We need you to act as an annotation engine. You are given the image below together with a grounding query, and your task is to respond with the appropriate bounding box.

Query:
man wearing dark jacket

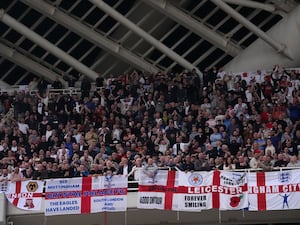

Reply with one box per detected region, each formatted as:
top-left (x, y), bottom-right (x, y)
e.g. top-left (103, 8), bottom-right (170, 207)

top-left (81, 76), bottom-right (91, 100)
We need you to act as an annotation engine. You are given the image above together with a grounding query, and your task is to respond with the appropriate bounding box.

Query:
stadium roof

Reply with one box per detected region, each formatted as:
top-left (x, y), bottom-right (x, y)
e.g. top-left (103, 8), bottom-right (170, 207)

top-left (0, 0), bottom-right (299, 86)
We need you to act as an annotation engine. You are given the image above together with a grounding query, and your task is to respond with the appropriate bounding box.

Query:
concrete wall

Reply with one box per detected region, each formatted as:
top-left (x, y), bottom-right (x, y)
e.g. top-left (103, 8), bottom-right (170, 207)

top-left (4, 192), bottom-right (300, 225)
top-left (0, 193), bottom-right (6, 225)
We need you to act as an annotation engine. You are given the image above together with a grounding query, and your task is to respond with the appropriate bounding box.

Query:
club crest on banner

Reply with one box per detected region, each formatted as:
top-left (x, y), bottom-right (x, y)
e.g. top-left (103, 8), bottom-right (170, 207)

top-left (188, 173), bottom-right (203, 186)
top-left (5, 180), bottom-right (43, 211)
top-left (105, 175), bottom-right (114, 187)
top-left (278, 172), bottom-right (291, 183)
top-left (26, 181), bottom-right (39, 192)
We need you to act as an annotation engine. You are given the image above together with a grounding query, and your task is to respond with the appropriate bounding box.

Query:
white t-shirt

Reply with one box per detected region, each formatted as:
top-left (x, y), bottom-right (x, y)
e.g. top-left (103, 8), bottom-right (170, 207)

top-left (18, 122), bottom-right (29, 135)
top-left (234, 103), bottom-right (248, 117)
top-left (122, 165), bottom-right (129, 176)
top-left (41, 96), bottom-right (49, 107)
top-left (245, 89), bottom-right (253, 103)
top-left (73, 133), bottom-right (82, 144)
top-left (11, 146), bottom-right (18, 152)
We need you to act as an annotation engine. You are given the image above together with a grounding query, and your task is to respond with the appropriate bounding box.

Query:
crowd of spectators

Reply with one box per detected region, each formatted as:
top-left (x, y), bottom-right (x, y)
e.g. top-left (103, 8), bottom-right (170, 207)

top-left (0, 65), bottom-right (300, 189)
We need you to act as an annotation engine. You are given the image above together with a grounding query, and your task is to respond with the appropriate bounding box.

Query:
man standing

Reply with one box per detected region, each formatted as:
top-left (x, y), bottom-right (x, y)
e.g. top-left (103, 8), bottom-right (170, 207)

top-left (81, 75), bottom-right (91, 100)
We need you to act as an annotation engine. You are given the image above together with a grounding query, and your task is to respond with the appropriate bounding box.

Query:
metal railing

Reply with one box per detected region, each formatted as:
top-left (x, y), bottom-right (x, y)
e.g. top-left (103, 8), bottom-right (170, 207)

top-left (1, 166), bottom-right (300, 194)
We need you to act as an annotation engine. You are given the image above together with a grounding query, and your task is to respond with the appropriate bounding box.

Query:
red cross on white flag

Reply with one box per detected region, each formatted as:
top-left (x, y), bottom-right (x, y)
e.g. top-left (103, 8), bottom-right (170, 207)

top-left (6, 180), bottom-right (44, 210)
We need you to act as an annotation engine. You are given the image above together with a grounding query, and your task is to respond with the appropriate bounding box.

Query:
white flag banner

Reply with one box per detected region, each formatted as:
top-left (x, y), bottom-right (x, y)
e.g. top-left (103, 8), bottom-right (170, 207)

top-left (138, 170), bottom-right (248, 211)
top-left (5, 180), bottom-right (44, 211)
top-left (173, 170), bottom-right (214, 211)
top-left (218, 171), bottom-right (248, 210)
top-left (248, 169), bottom-right (300, 211)
top-left (137, 170), bottom-right (172, 210)
top-left (45, 175), bottom-right (127, 216)
top-left (174, 170), bottom-right (248, 211)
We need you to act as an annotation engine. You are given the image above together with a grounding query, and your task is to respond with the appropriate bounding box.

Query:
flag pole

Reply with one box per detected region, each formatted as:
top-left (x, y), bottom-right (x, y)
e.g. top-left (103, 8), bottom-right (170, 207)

top-left (177, 210), bottom-right (180, 221)
top-left (218, 209), bottom-right (222, 224)
top-left (43, 216), bottom-right (47, 225)
top-left (43, 180), bottom-right (47, 225)
top-left (125, 210), bottom-right (127, 225)
top-left (104, 211), bottom-right (108, 225)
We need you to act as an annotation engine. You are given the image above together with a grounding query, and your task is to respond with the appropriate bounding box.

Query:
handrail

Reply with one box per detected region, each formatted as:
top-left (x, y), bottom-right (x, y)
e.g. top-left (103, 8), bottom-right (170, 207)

top-left (127, 166), bottom-right (171, 178)
top-left (127, 166), bottom-right (171, 191)
top-left (0, 167), bottom-right (171, 193)
top-left (174, 166), bottom-right (300, 172)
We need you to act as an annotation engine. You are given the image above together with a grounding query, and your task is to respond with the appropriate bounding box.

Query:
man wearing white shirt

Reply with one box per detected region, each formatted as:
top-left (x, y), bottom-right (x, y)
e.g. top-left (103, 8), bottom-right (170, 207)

top-left (18, 117), bottom-right (29, 136)
top-left (249, 150), bottom-right (261, 169)
top-left (9, 140), bottom-right (18, 153)
top-left (154, 134), bottom-right (170, 155)
top-left (72, 129), bottom-right (82, 144)
top-left (216, 69), bottom-right (226, 80)
top-left (129, 157), bottom-right (144, 181)
top-left (119, 96), bottom-right (133, 115)
top-left (245, 85), bottom-right (254, 103)
top-left (57, 142), bottom-right (70, 163)
top-left (233, 97), bottom-right (248, 118)
top-left (45, 124), bottom-right (53, 142)
top-left (290, 71), bottom-right (300, 90)
top-left (172, 136), bottom-right (190, 156)
top-left (254, 70), bottom-right (266, 84)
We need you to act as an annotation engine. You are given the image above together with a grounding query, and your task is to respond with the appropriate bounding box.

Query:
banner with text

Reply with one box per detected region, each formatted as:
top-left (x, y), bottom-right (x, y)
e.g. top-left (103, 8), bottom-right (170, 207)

top-left (138, 170), bottom-right (248, 211)
top-left (174, 171), bottom-right (214, 211)
top-left (44, 175), bottom-right (127, 216)
top-left (138, 170), bottom-right (173, 210)
top-left (248, 169), bottom-right (300, 211)
top-left (175, 170), bottom-right (248, 211)
top-left (5, 180), bottom-right (44, 211)
top-left (218, 170), bottom-right (248, 210)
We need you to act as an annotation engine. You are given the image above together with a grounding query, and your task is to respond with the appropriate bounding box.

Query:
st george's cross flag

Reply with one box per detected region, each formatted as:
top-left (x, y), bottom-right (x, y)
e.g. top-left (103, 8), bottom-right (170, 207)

top-left (137, 170), bottom-right (175, 210)
top-left (137, 170), bottom-right (248, 211)
top-left (173, 170), bottom-right (214, 211)
top-left (5, 180), bottom-right (44, 210)
top-left (137, 170), bottom-right (217, 211)
top-left (175, 170), bottom-right (248, 211)
top-left (217, 170), bottom-right (248, 210)
top-left (44, 175), bottom-right (127, 216)
top-left (248, 169), bottom-right (300, 211)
